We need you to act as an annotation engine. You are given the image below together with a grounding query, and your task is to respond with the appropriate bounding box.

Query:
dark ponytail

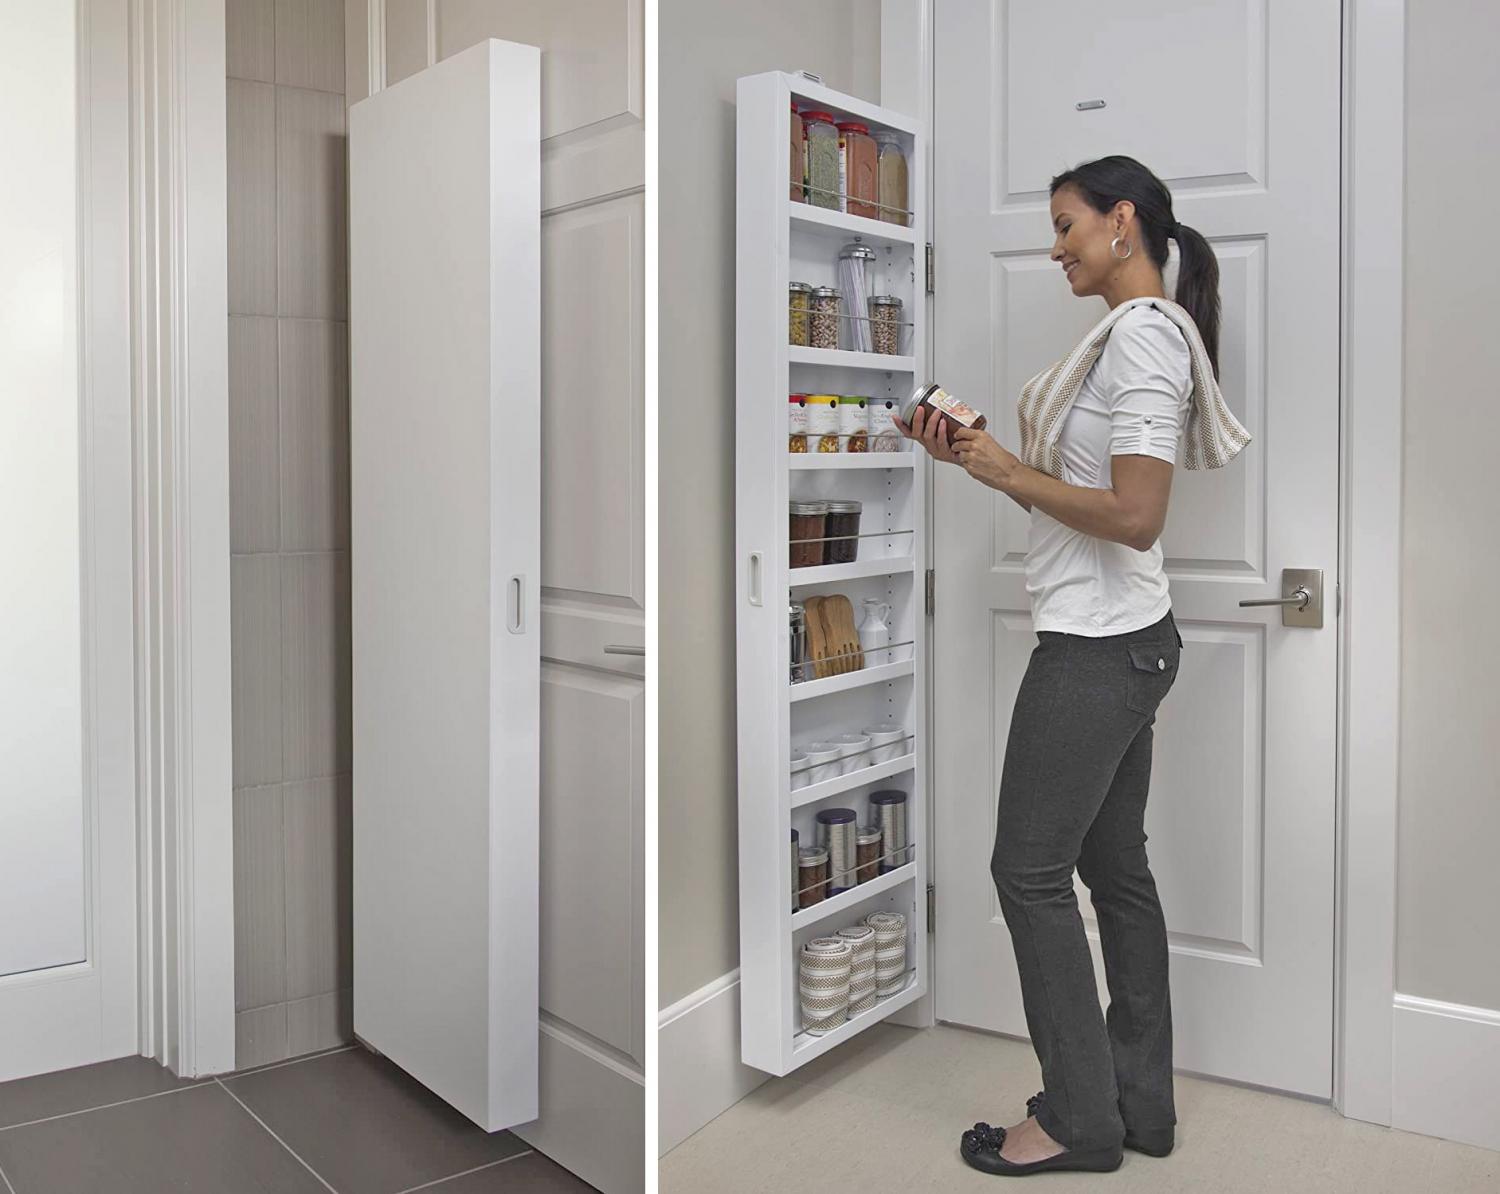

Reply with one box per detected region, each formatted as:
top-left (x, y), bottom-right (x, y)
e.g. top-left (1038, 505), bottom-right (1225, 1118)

top-left (1050, 155), bottom-right (1221, 378)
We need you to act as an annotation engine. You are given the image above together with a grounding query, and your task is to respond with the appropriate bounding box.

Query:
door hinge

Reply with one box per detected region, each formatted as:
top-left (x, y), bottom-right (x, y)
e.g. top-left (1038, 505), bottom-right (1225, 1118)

top-left (927, 883), bottom-right (936, 934)
top-left (925, 568), bottom-right (935, 617)
top-left (925, 242), bottom-right (935, 294)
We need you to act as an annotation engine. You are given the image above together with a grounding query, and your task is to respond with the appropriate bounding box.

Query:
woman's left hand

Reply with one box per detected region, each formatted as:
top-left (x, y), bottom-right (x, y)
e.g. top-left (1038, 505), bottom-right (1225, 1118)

top-left (950, 428), bottom-right (1021, 492)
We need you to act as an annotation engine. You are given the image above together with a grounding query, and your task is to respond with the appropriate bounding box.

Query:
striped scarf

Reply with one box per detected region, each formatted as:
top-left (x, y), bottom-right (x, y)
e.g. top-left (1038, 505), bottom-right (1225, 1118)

top-left (1016, 297), bottom-right (1252, 479)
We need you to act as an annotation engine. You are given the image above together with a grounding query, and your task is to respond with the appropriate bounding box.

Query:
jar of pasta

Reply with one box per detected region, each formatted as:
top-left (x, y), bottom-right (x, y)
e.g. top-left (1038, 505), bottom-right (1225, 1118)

top-left (788, 281), bottom-right (812, 346)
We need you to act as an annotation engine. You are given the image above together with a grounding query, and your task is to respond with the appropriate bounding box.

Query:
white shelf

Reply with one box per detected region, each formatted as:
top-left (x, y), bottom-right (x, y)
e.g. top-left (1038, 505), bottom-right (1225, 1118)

top-left (788, 452), bottom-right (914, 470)
top-left (789, 658), bottom-right (914, 703)
top-left (790, 203), bottom-right (917, 246)
top-left (789, 346), bottom-right (916, 372)
top-left (791, 754), bottom-right (916, 810)
top-left (790, 971), bottom-right (923, 1065)
top-left (789, 556), bottom-right (916, 587)
top-left (791, 863), bottom-right (916, 932)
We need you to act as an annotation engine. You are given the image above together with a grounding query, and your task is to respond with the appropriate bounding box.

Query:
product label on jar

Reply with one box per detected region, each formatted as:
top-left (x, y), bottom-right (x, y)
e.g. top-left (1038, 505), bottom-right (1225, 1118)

top-left (926, 386), bottom-right (983, 428)
top-left (838, 398), bottom-right (868, 453)
top-left (806, 396), bottom-right (841, 453)
top-left (869, 399), bottom-right (904, 451)
top-left (788, 397), bottom-right (809, 452)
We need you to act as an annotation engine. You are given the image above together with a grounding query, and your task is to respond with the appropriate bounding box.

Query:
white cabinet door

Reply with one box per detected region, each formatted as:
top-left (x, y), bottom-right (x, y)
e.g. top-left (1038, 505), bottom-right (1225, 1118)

top-left (931, 0), bottom-right (1341, 1097)
top-left (349, 40), bottom-right (542, 1133)
top-left (0, 0), bottom-right (137, 1081)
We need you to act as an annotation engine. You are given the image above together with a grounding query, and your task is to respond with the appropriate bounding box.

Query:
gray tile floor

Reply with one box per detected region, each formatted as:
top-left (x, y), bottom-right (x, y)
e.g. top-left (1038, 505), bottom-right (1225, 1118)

top-left (663, 1023), bottom-right (1500, 1193)
top-left (0, 1046), bottom-right (595, 1194)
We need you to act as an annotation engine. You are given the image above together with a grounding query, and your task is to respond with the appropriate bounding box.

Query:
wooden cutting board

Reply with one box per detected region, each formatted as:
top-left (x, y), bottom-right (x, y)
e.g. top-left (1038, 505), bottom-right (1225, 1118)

top-left (817, 594), bottom-right (863, 675)
top-left (803, 595), bottom-right (831, 680)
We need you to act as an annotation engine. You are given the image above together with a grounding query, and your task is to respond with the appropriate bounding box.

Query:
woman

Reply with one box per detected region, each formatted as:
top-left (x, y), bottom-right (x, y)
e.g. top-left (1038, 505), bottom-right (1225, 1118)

top-left (898, 156), bottom-right (1250, 1178)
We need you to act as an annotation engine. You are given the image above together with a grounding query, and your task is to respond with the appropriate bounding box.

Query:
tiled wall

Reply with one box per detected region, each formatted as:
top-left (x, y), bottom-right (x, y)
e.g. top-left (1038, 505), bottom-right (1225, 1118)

top-left (226, 0), bottom-right (352, 1069)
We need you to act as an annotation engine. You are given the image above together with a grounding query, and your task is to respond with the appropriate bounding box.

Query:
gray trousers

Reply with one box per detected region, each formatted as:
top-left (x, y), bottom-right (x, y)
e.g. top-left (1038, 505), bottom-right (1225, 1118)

top-left (990, 610), bottom-right (1181, 1152)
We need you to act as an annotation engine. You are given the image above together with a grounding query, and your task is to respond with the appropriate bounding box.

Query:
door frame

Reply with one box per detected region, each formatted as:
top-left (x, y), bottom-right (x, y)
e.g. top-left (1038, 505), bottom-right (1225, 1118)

top-left (127, 0), bottom-right (237, 1078)
top-left (884, 0), bottom-right (1404, 1129)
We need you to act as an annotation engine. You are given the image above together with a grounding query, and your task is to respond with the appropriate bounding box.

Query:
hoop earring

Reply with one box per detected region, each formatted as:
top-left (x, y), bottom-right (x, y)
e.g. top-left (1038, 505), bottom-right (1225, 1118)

top-left (1110, 235), bottom-right (1133, 260)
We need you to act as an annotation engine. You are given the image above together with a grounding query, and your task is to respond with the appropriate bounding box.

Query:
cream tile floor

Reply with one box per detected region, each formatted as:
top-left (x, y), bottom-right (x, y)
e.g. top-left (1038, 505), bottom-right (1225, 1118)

top-left (661, 1024), bottom-right (1500, 1193)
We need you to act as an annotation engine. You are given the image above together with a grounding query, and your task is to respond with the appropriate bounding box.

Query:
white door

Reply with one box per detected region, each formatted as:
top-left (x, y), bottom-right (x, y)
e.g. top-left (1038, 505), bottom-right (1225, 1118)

top-left (358, 4), bottom-right (645, 1190)
top-left (931, 0), bottom-right (1341, 1097)
top-left (0, 0), bottom-right (138, 1081)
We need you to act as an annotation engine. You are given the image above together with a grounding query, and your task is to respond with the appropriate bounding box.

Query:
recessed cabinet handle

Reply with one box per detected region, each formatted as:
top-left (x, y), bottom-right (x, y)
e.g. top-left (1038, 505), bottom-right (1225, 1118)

top-left (748, 552), bottom-right (763, 607)
top-left (507, 575), bottom-right (525, 635)
top-left (603, 644), bottom-right (645, 657)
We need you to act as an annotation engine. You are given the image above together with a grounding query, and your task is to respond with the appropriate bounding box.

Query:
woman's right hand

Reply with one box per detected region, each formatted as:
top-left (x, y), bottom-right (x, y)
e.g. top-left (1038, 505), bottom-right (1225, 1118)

top-left (893, 405), bottom-right (962, 465)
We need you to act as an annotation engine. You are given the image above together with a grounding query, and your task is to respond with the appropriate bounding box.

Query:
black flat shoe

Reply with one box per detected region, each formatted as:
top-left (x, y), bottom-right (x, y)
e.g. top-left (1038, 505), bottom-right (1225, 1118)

top-left (959, 1122), bottom-right (1124, 1177)
top-left (1123, 1125), bottom-right (1174, 1157)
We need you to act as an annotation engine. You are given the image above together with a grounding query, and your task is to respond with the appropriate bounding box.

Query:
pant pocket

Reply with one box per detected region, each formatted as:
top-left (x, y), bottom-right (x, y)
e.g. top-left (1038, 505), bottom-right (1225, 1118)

top-left (1125, 640), bottom-right (1178, 716)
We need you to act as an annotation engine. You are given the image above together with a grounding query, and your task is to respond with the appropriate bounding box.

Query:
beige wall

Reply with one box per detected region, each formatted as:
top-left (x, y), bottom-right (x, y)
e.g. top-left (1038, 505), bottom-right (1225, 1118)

top-left (227, 0), bottom-right (354, 1067)
top-left (659, 0), bottom-right (882, 1007)
top-left (1395, 0), bottom-right (1500, 1012)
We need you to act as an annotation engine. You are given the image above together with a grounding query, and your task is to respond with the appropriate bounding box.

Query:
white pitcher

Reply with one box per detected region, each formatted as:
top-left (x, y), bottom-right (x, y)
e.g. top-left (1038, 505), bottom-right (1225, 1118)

top-left (858, 598), bottom-right (892, 660)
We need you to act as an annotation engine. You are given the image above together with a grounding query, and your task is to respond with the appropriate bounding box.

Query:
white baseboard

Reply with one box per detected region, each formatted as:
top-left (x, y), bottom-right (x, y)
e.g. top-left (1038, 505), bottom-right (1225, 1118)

top-left (658, 971), bottom-right (769, 1155)
top-left (1392, 992), bottom-right (1500, 1153)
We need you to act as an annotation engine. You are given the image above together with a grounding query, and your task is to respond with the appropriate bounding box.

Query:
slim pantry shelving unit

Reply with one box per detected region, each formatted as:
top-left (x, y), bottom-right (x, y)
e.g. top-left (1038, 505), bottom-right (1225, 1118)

top-left (735, 72), bottom-right (928, 1076)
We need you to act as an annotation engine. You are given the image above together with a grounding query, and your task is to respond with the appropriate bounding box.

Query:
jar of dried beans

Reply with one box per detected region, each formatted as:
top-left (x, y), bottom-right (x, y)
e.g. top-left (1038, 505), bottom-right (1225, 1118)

top-left (869, 295), bottom-right (902, 356)
top-left (789, 500), bottom-right (828, 568)
top-left (838, 395), bottom-right (869, 453)
top-left (788, 281), bottom-right (812, 346)
top-left (810, 286), bottom-right (841, 350)
top-left (802, 110), bottom-right (840, 210)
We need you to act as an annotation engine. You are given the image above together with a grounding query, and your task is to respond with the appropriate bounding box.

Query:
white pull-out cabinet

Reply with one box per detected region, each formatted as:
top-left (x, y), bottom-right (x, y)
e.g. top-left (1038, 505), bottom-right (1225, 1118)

top-left (736, 72), bottom-right (929, 1076)
top-left (350, 39), bottom-right (541, 1132)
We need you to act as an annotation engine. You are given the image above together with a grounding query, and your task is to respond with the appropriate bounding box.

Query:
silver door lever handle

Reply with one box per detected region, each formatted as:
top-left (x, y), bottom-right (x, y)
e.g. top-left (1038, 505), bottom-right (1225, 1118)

top-left (603, 644), bottom-right (645, 656)
top-left (1239, 587), bottom-right (1311, 610)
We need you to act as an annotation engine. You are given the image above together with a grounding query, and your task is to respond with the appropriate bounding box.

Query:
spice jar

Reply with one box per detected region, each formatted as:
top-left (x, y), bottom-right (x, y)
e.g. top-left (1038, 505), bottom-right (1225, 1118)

top-left (824, 499), bottom-right (862, 565)
top-left (802, 110), bottom-right (840, 210)
top-left (788, 282), bottom-right (812, 347)
top-left (838, 121), bottom-right (879, 218)
top-left (838, 396), bottom-right (869, 453)
top-left (870, 295), bottom-right (903, 356)
top-left (856, 826), bottom-right (882, 885)
top-left (837, 242), bottom-right (876, 353)
top-left (816, 807), bottom-right (859, 893)
top-left (902, 382), bottom-right (989, 441)
top-left (875, 132), bottom-right (909, 226)
top-left (788, 393), bottom-right (809, 453)
top-left (810, 287), bottom-right (841, 350)
top-left (805, 393), bottom-right (840, 453)
top-left (789, 500), bottom-right (828, 568)
top-left (797, 846), bottom-right (829, 908)
top-left (789, 102), bottom-right (805, 203)
top-left (868, 398), bottom-right (904, 452)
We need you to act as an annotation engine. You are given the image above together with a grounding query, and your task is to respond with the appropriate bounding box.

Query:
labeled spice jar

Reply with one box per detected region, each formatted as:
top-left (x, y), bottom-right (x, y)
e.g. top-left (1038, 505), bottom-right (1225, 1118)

top-left (803, 110), bottom-right (840, 210)
top-left (797, 846), bottom-right (829, 908)
top-left (810, 286), bottom-right (841, 350)
top-left (870, 789), bottom-right (910, 871)
top-left (805, 393), bottom-right (841, 453)
top-left (838, 396), bottom-right (869, 453)
top-left (789, 101), bottom-right (805, 202)
top-left (788, 393), bottom-right (809, 453)
top-left (788, 282), bottom-right (812, 347)
top-left (875, 132), bottom-right (909, 226)
top-left (868, 398), bottom-right (904, 452)
top-left (824, 499), bottom-right (862, 565)
top-left (816, 807), bottom-right (859, 893)
top-left (902, 382), bottom-right (988, 441)
top-left (789, 500), bottom-right (828, 568)
top-left (838, 121), bottom-right (879, 218)
top-left (855, 826), bottom-right (882, 885)
top-left (837, 242), bottom-right (876, 353)
top-left (870, 295), bottom-right (903, 356)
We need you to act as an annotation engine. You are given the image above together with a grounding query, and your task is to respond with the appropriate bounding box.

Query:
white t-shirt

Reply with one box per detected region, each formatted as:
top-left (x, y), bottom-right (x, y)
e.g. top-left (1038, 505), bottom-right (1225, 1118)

top-left (1025, 304), bottom-right (1192, 636)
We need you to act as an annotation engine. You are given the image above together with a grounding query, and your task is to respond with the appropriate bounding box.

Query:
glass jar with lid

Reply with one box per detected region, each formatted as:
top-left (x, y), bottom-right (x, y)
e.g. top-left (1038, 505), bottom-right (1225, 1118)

top-left (824, 499), bottom-right (862, 564)
top-left (838, 241), bottom-right (876, 353)
top-left (875, 132), bottom-right (909, 226)
top-left (838, 121), bottom-right (879, 218)
top-left (810, 286), bottom-right (841, 350)
top-left (802, 110), bottom-right (840, 210)
top-left (869, 294), bottom-right (903, 355)
top-left (789, 500), bottom-right (829, 568)
top-left (789, 101), bottom-right (805, 202)
top-left (788, 281), bottom-right (812, 346)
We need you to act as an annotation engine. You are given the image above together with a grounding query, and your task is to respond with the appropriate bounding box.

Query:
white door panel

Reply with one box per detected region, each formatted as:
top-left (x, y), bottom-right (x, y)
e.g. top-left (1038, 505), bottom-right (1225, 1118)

top-left (933, 0), bottom-right (1340, 1097)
